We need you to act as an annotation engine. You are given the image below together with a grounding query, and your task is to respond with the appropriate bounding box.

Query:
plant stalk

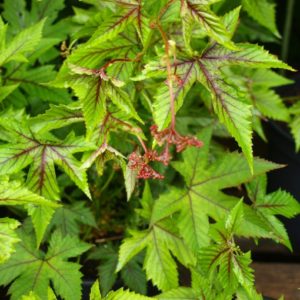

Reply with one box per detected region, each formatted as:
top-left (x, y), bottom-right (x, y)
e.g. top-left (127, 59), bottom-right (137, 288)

top-left (281, 0), bottom-right (295, 64)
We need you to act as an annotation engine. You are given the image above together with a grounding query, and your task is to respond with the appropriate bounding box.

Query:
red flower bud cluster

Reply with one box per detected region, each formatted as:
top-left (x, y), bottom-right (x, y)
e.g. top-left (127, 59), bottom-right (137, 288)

top-left (128, 125), bottom-right (203, 180)
top-left (128, 151), bottom-right (164, 180)
top-left (150, 125), bottom-right (203, 152)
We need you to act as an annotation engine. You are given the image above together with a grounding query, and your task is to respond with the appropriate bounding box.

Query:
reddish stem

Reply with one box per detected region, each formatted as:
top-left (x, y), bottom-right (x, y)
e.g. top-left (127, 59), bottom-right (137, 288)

top-left (156, 22), bottom-right (176, 130)
top-left (137, 136), bottom-right (148, 153)
top-left (102, 58), bottom-right (134, 70)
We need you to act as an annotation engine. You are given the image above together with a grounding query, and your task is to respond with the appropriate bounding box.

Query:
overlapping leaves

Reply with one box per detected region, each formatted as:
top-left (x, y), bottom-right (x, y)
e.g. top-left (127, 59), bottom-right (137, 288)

top-left (0, 116), bottom-right (93, 244)
top-left (151, 128), bottom-right (281, 250)
top-left (117, 128), bottom-right (282, 295)
top-left (137, 7), bottom-right (292, 169)
top-left (117, 185), bottom-right (196, 291)
top-left (245, 175), bottom-right (300, 249)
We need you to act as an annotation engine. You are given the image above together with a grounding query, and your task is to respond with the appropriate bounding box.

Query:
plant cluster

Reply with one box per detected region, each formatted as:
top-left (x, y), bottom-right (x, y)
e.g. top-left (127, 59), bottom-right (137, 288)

top-left (0, 0), bottom-right (299, 299)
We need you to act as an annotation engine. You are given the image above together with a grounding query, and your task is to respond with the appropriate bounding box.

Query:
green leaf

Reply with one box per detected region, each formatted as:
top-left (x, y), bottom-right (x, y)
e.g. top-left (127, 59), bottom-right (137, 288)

top-left (50, 202), bottom-right (96, 236)
top-left (117, 230), bottom-right (150, 272)
top-left (244, 175), bottom-right (300, 248)
top-left (118, 219), bottom-right (195, 291)
top-left (28, 206), bottom-right (56, 247)
top-left (105, 288), bottom-right (150, 300)
top-left (88, 5), bottom-right (139, 46)
top-left (197, 43), bottom-right (293, 168)
top-left (125, 165), bottom-right (137, 201)
top-left (0, 230), bottom-right (91, 300)
top-left (151, 129), bottom-right (280, 251)
top-left (90, 280), bottom-right (102, 300)
top-left (0, 19), bottom-right (45, 66)
top-left (182, 0), bottom-right (237, 50)
top-left (121, 258), bottom-right (147, 295)
top-left (0, 179), bottom-right (58, 208)
top-left (2, 0), bottom-right (27, 34)
top-left (153, 63), bottom-right (197, 129)
top-left (156, 287), bottom-right (199, 299)
top-left (225, 200), bottom-right (244, 233)
top-left (89, 245), bottom-right (119, 296)
top-left (66, 65), bottom-right (141, 135)
top-left (30, 0), bottom-right (65, 26)
top-left (0, 218), bottom-right (20, 264)
top-left (6, 65), bottom-right (72, 104)
top-left (199, 245), bottom-right (254, 290)
top-left (0, 125), bottom-right (92, 200)
top-left (290, 115), bottom-right (300, 151)
top-left (0, 84), bottom-right (19, 103)
top-left (30, 103), bottom-right (83, 133)
top-left (242, 0), bottom-right (280, 37)
top-left (201, 43), bottom-right (293, 70)
top-left (231, 69), bottom-right (290, 120)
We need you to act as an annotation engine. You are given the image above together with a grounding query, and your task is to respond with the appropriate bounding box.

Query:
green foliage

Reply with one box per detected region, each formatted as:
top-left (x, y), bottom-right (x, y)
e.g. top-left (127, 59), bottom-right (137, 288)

top-left (0, 0), bottom-right (299, 299)
top-left (89, 244), bottom-right (147, 295)
top-left (0, 218), bottom-right (20, 264)
top-left (242, 0), bottom-right (280, 37)
top-left (0, 230), bottom-right (91, 300)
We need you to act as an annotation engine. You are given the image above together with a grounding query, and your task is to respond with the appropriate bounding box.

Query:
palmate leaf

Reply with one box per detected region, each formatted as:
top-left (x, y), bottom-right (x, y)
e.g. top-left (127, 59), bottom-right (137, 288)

top-left (117, 219), bottom-right (196, 291)
top-left (198, 43), bottom-right (292, 168)
top-left (0, 230), bottom-right (91, 300)
top-left (139, 8), bottom-right (291, 168)
top-left (0, 119), bottom-right (93, 244)
top-left (0, 122), bottom-right (92, 200)
top-left (0, 177), bottom-right (59, 248)
top-left (151, 128), bottom-right (280, 253)
top-left (245, 175), bottom-right (300, 249)
top-left (0, 218), bottom-right (20, 264)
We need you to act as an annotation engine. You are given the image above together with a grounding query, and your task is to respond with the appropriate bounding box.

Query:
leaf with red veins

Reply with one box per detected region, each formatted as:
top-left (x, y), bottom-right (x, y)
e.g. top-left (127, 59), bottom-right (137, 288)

top-left (153, 60), bottom-right (198, 129)
top-left (88, 4), bottom-right (140, 46)
top-left (0, 131), bottom-right (92, 201)
top-left (182, 0), bottom-right (237, 50)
